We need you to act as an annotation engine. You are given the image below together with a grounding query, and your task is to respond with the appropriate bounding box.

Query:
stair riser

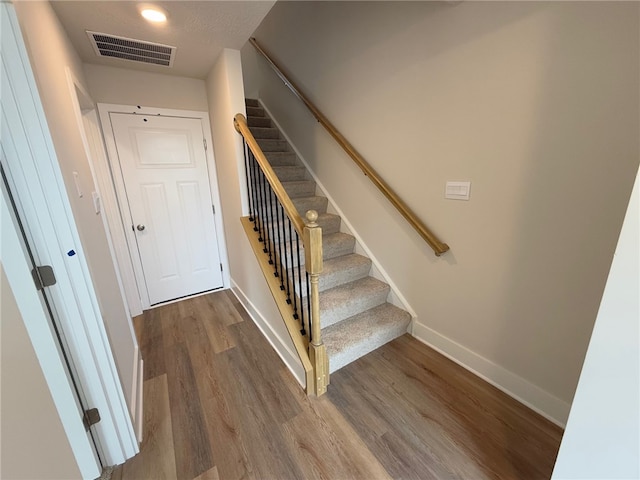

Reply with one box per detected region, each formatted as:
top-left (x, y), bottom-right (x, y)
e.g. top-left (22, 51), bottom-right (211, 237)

top-left (249, 127), bottom-right (280, 139)
top-left (247, 117), bottom-right (271, 128)
top-left (328, 321), bottom-right (409, 373)
top-left (252, 196), bottom-right (328, 219)
top-left (273, 166), bottom-right (308, 182)
top-left (264, 152), bottom-right (298, 166)
top-left (245, 99), bottom-right (260, 108)
top-left (293, 196), bottom-right (328, 216)
top-left (257, 139), bottom-right (289, 152)
top-left (277, 235), bottom-right (356, 268)
top-left (256, 180), bottom-right (315, 199)
top-left (319, 284), bottom-right (389, 329)
top-left (295, 259), bottom-right (371, 300)
top-left (262, 216), bottom-right (341, 245)
top-left (246, 106), bottom-right (264, 117)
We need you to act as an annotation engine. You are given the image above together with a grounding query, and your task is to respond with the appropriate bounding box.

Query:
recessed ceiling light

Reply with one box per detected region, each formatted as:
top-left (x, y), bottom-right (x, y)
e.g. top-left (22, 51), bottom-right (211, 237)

top-left (140, 7), bottom-right (167, 24)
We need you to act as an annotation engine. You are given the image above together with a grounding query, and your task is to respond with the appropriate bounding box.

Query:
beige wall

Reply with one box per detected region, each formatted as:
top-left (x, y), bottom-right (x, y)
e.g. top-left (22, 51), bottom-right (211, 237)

top-left (1, 267), bottom-right (82, 480)
top-left (14, 1), bottom-right (137, 411)
top-left (245, 1), bottom-right (639, 421)
top-left (84, 64), bottom-right (209, 111)
top-left (206, 49), bottom-right (305, 383)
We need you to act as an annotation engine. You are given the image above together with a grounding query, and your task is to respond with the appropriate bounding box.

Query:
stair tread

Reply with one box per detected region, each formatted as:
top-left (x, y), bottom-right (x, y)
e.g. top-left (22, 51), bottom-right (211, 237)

top-left (281, 180), bottom-right (316, 198)
top-left (295, 253), bottom-right (371, 295)
top-left (267, 213), bottom-right (341, 241)
top-left (292, 195), bottom-right (328, 215)
top-left (249, 126), bottom-right (280, 139)
top-left (323, 303), bottom-right (411, 373)
top-left (319, 276), bottom-right (389, 328)
top-left (273, 166), bottom-right (308, 181)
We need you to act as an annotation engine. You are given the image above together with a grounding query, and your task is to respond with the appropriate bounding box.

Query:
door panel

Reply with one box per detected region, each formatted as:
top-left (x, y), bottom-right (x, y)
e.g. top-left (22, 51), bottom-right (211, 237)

top-left (110, 113), bottom-right (223, 305)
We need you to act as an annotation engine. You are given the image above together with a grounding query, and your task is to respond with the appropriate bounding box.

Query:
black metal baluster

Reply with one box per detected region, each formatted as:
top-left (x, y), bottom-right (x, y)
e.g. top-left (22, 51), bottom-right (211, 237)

top-left (274, 202), bottom-right (286, 290)
top-left (250, 153), bottom-right (260, 232)
top-left (244, 142), bottom-right (255, 222)
top-left (259, 169), bottom-right (270, 258)
top-left (279, 204), bottom-right (291, 298)
top-left (267, 185), bottom-right (277, 270)
top-left (296, 232), bottom-right (306, 336)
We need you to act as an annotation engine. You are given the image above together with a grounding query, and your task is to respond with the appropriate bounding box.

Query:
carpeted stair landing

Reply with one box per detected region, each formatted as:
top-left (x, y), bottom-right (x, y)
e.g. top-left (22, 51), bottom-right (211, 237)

top-left (245, 99), bottom-right (411, 373)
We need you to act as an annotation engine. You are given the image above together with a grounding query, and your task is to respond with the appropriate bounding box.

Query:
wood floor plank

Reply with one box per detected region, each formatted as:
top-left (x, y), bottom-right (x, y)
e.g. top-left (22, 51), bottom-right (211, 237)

top-left (185, 300), bottom-right (256, 480)
top-left (193, 466), bottom-right (220, 480)
top-left (120, 374), bottom-right (177, 480)
top-left (162, 306), bottom-right (214, 480)
top-left (138, 307), bottom-right (166, 380)
top-left (117, 290), bottom-right (562, 480)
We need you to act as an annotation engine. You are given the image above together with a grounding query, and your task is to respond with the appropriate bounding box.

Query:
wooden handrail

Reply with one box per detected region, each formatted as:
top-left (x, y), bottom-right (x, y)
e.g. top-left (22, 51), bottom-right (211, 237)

top-left (249, 37), bottom-right (450, 256)
top-left (234, 113), bottom-right (306, 237)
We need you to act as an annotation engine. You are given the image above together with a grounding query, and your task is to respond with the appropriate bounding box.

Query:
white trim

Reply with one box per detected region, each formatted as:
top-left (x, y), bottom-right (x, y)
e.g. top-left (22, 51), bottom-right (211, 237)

top-left (230, 280), bottom-right (305, 387)
top-left (1, 187), bottom-right (101, 480)
top-left (1, 3), bottom-right (138, 468)
top-left (412, 321), bottom-right (570, 427)
top-left (258, 100), bottom-right (417, 320)
top-left (135, 357), bottom-right (144, 443)
top-left (97, 103), bottom-right (230, 311)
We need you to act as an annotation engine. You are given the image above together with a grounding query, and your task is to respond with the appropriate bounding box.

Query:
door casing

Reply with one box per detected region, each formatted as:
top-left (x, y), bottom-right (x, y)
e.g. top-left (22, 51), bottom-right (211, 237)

top-left (97, 104), bottom-right (230, 314)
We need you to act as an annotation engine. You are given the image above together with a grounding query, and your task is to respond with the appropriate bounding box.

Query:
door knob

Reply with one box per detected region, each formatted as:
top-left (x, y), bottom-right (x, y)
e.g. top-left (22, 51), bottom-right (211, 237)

top-left (136, 224), bottom-right (145, 231)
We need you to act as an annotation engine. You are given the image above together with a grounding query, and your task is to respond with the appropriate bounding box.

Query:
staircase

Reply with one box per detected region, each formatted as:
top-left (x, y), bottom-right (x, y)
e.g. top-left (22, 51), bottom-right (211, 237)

top-left (245, 99), bottom-right (411, 373)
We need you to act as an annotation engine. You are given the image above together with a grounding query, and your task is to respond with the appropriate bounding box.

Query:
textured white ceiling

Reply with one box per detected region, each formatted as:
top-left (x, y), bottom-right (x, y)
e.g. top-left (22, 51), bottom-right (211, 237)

top-left (51, 1), bottom-right (275, 79)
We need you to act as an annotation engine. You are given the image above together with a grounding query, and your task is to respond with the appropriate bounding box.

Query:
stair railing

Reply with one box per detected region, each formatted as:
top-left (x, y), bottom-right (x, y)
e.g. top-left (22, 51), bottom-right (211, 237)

top-left (234, 113), bottom-right (329, 396)
top-left (249, 37), bottom-right (449, 256)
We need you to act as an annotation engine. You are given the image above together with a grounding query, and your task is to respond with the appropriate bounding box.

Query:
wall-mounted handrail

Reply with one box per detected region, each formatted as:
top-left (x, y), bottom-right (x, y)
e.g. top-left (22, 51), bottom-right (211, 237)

top-left (249, 37), bottom-right (450, 256)
top-left (234, 113), bottom-right (305, 237)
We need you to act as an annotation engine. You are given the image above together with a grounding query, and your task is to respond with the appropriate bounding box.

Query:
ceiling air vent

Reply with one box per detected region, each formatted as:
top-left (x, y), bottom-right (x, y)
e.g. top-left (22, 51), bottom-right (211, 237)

top-left (87, 31), bottom-right (176, 67)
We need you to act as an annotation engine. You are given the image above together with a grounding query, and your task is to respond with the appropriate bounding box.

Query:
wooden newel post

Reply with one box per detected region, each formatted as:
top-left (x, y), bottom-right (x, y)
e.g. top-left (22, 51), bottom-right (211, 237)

top-left (304, 210), bottom-right (329, 395)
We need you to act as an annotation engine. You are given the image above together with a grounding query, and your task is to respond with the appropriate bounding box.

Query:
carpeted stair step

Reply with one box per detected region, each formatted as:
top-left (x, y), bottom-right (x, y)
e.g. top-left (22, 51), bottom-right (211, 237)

top-left (318, 276), bottom-right (390, 329)
top-left (247, 116), bottom-right (271, 128)
top-left (246, 106), bottom-right (264, 117)
top-left (264, 152), bottom-right (298, 166)
top-left (292, 196), bottom-right (328, 216)
top-left (257, 179), bottom-right (315, 198)
top-left (245, 98), bottom-right (260, 107)
top-left (281, 232), bottom-right (355, 268)
top-left (257, 139), bottom-right (289, 152)
top-left (294, 254), bottom-right (372, 297)
top-left (282, 180), bottom-right (316, 198)
top-left (273, 166), bottom-right (308, 182)
top-left (267, 213), bottom-right (341, 244)
top-left (249, 126), bottom-right (280, 139)
top-left (323, 303), bottom-right (411, 373)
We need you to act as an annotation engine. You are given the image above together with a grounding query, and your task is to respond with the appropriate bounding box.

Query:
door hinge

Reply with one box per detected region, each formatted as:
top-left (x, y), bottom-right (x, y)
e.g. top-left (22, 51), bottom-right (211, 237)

top-left (220, 263), bottom-right (223, 272)
top-left (31, 265), bottom-right (57, 290)
top-left (203, 138), bottom-right (207, 151)
top-left (82, 408), bottom-right (101, 431)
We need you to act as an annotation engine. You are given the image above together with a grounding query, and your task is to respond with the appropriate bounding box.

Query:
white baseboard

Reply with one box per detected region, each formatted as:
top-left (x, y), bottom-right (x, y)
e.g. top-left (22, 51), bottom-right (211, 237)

top-left (412, 321), bottom-right (570, 427)
top-left (130, 346), bottom-right (144, 445)
top-left (230, 280), bottom-right (305, 387)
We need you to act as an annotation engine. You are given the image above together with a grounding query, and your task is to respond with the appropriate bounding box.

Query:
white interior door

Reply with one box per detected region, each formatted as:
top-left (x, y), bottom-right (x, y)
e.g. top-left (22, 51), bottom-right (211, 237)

top-left (110, 113), bottom-right (223, 305)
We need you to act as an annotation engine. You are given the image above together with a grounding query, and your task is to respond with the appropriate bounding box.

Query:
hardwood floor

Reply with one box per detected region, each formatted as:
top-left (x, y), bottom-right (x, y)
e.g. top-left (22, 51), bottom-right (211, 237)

top-left (113, 290), bottom-right (562, 480)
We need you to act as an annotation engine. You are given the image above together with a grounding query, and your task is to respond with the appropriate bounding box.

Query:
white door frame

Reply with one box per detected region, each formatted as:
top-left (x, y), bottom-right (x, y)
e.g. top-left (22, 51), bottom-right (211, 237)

top-left (66, 71), bottom-right (144, 443)
top-left (97, 104), bottom-right (230, 313)
top-left (1, 2), bottom-right (138, 470)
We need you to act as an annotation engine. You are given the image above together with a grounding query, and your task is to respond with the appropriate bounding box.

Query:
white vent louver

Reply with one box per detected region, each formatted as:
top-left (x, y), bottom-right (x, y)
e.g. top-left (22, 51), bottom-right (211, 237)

top-left (87, 31), bottom-right (176, 67)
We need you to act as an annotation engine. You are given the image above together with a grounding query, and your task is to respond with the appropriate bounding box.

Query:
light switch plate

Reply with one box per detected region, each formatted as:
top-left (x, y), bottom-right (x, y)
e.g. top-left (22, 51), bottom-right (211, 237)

top-left (92, 191), bottom-right (101, 214)
top-left (445, 181), bottom-right (471, 200)
top-left (72, 171), bottom-right (83, 197)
